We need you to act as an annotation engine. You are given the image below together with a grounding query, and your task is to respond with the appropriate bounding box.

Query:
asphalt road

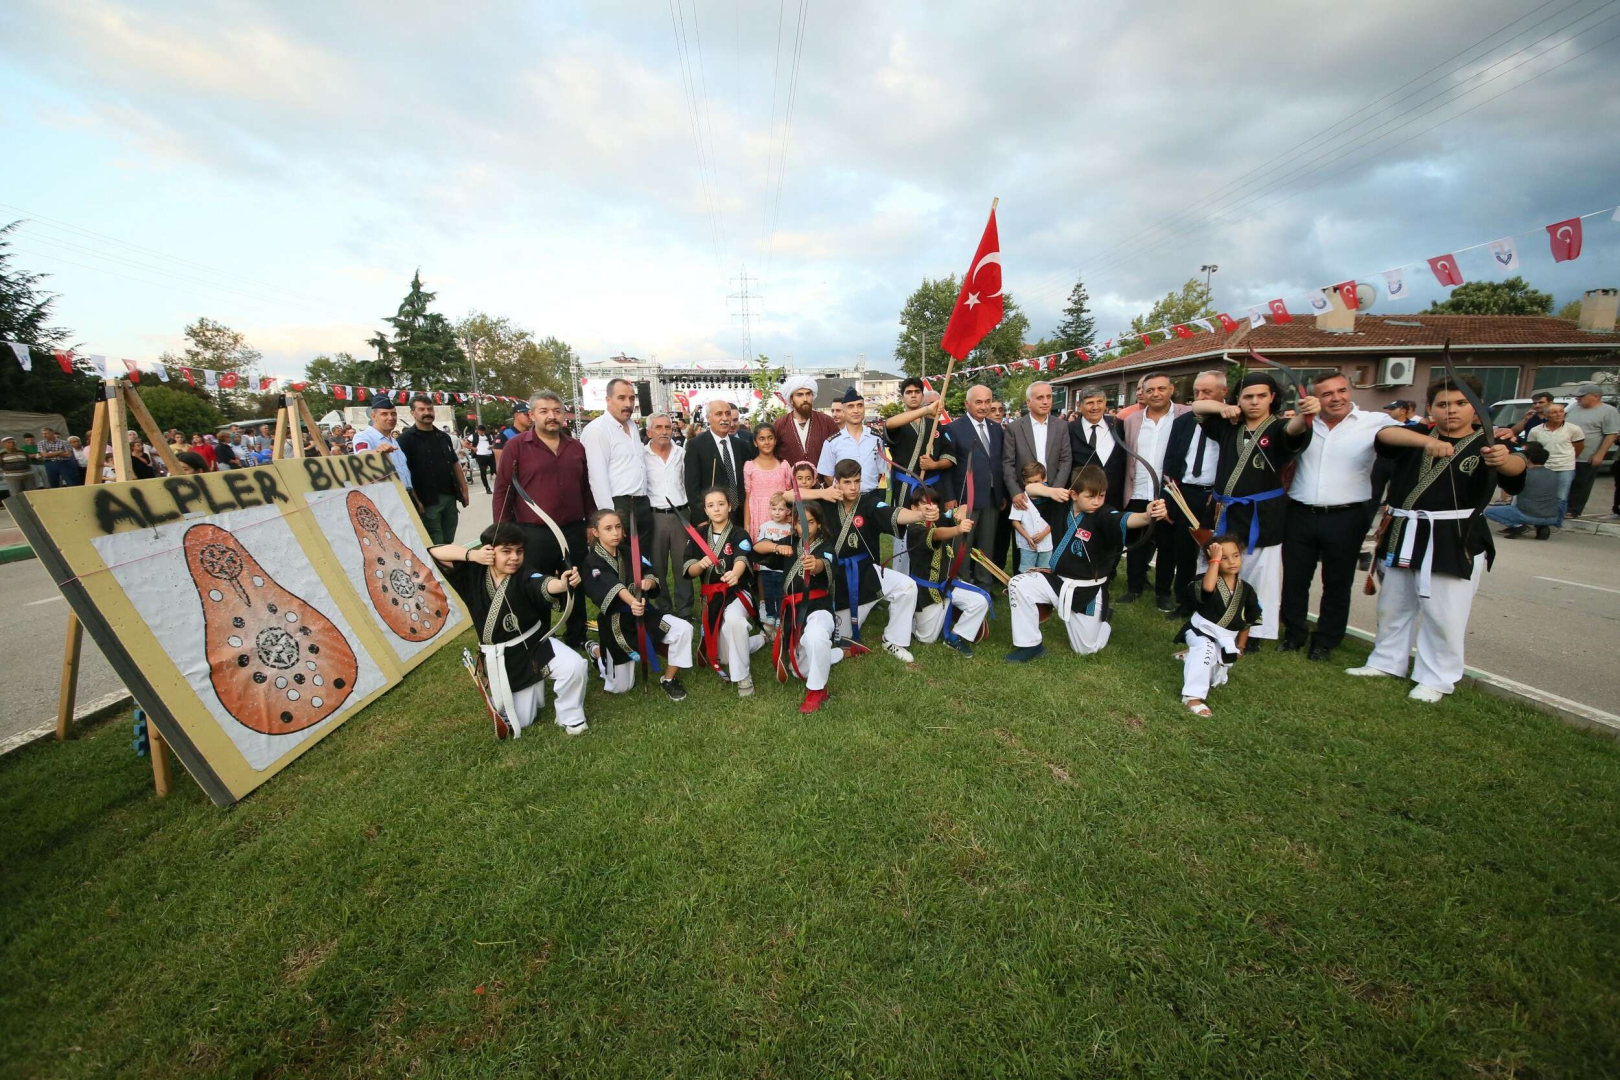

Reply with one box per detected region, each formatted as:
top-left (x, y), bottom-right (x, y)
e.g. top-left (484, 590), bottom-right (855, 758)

top-left (0, 557), bottom-right (127, 747)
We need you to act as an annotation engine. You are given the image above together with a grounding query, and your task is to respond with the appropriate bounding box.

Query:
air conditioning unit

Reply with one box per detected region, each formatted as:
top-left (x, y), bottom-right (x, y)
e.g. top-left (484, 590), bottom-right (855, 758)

top-left (1379, 356), bottom-right (1416, 387)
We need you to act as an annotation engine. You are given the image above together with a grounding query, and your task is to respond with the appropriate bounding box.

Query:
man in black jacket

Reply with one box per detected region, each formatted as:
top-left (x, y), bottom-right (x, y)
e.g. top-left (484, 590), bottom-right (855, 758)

top-left (1160, 370), bottom-right (1228, 616)
top-left (945, 383), bottom-right (1006, 588)
top-left (1067, 383), bottom-right (1127, 509)
top-left (683, 397), bottom-right (756, 528)
top-left (398, 394), bottom-right (469, 544)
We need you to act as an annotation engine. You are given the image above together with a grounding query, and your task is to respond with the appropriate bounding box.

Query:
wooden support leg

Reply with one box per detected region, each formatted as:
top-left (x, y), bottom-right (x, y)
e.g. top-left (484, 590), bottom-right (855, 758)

top-left (148, 723), bottom-right (173, 797)
top-left (57, 614), bottom-right (83, 741)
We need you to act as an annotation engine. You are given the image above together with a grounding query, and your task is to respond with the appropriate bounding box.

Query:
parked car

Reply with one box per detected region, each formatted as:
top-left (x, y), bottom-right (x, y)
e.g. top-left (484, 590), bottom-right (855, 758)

top-left (1491, 383), bottom-right (1618, 472)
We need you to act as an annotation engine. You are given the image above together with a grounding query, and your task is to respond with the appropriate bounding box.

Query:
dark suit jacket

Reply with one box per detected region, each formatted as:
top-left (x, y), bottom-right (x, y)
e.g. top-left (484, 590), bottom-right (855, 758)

top-left (1162, 410), bottom-right (1218, 527)
top-left (945, 414), bottom-right (1006, 510)
top-left (683, 429), bottom-right (756, 524)
top-left (1069, 414), bottom-right (1127, 509)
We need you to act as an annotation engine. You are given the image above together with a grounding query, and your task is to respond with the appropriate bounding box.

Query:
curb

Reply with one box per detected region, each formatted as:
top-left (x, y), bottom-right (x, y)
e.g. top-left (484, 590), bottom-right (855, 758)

top-left (0, 690), bottom-right (133, 757)
top-left (0, 543), bottom-right (36, 564)
top-left (1560, 516), bottom-right (1620, 539)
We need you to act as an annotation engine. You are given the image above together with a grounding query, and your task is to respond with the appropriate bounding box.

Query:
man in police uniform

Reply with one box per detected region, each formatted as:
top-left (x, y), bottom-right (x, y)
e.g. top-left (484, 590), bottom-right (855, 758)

top-left (352, 393), bottom-right (417, 511)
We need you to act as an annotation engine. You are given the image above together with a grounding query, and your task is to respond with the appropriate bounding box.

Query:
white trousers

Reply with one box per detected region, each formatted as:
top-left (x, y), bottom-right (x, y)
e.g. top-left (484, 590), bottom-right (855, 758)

top-left (1179, 631), bottom-right (1230, 701)
top-left (1365, 555), bottom-right (1483, 695)
top-left (716, 597), bottom-right (766, 683)
top-left (793, 609), bottom-right (844, 691)
top-left (1204, 543), bottom-right (1283, 640)
top-left (503, 644), bottom-right (589, 733)
top-left (912, 586), bottom-right (990, 645)
top-left (834, 566), bottom-right (917, 647)
top-left (1007, 572), bottom-right (1111, 654)
top-left (602, 615), bottom-right (696, 694)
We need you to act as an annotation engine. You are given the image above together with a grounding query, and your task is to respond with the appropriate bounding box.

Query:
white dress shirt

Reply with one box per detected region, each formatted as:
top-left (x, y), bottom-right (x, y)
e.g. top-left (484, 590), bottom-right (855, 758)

top-left (817, 427), bottom-right (888, 491)
top-left (644, 442), bottom-right (688, 508)
top-left (1289, 406), bottom-right (1395, 505)
top-left (971, 417), bottom-right (993, 453)
top-left (1029, 417), bottom-right (1050, 469)
top-left (1078, 418), bottom-right (1115, 466)
top-left (581, 413), bottom-right (648, 507)
top-left (1129, 411), bottom-right (1173, 501)
top-left (1185, 422), bottom-right (1218, 486)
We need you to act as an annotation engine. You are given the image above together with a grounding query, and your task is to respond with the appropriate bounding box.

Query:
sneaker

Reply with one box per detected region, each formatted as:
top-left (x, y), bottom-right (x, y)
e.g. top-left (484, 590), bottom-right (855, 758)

top-left (1308, 645), bottom-right (1333, 663)
top-left (1534, 526), bottom-right (1551, 540)
top-left (660, 677), bottom-right (688, 702)
top-left (882, 641), bottom-right (915, 663)
top-left (945, 635), bottom-right (974, 658)
top-left (584, 640), bottom-right (602, 663)
top-left (1155, 594), bottom-right (1175, 613)
top-left (1408, 684), bottom-right (1444, 704)
top-left (799, 688), bottom-right (827, 714)
top-left (1499, 525), bottom-right (1527, 539)
top-left (1242, 639), bottom-right (1263, 655)
top-left (1117, 591), bottom-right (1142, 604)
top-left (1276, 639), bottom-right (1306, 653)
top-left (1004, 644), bottom-right (1046, 663)
top-left (563, 721), bottom-right (589, 736)
top-left (1344, 665), bottom-right (1392, 678)
top-left (736, 677), bottom-right (755, 698)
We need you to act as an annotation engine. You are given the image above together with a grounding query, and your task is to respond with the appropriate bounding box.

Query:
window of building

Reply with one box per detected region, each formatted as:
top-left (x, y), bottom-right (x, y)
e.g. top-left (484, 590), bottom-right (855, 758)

top-left (1453, 366), bottom-right (1521, 405)
top-left (1533, 364), bottom-right (1611, 391)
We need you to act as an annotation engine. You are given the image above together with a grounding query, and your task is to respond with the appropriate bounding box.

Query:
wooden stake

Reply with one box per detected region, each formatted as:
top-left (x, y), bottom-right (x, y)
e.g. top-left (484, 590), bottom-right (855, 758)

top-left (56, 389), bottom-right (110, 740)
top-left (295, 396), bottom-right (331, 456)
top-left (126, 383), bottom-right (185, 476)
top-left (271, 403), bottom-right (288, 462)
top-left (106, 380), bottom-right (133, 480)
top-left (286, 394), bottom-right (306, 460)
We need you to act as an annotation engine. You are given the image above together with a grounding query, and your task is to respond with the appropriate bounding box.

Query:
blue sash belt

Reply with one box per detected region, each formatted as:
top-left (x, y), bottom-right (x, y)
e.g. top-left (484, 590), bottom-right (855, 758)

top-left (912, 576), bottom-right (994, 641)
top-left (842, 550), bottom-right (870, 641)
top-left (1213, 487), bottom-right (1285, 553)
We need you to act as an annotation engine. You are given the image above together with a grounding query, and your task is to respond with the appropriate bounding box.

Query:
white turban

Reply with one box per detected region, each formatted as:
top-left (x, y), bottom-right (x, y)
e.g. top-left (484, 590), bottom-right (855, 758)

top-left (779, 374), bottom-right (817, 399)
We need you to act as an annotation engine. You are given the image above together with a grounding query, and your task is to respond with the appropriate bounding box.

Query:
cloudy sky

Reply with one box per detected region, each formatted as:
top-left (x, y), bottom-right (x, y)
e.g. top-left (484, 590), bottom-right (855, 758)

top-left (2, 0), bottom-right (1617, 380)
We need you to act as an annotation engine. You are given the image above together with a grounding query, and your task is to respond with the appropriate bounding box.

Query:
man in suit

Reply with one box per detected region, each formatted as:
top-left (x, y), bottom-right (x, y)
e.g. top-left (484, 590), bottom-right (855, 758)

top-left (1119, 371), bottom-right (1190, 610)
top-left (684, 397), bottom-right (756, 528)
top-left (1068, 384), bottom-right (1127, 509)
top-left (946, 383), bottom-right (1007, 588)
top-left (1001, 380), bottom-right (1073, 540)
top-left (1161, 369), bottom-right (1228, 616)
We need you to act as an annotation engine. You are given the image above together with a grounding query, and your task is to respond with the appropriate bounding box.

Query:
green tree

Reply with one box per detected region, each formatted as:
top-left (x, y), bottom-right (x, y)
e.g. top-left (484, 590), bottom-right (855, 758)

top-left (1114, 279), bottom-right (1215, 358)
top-left (1425, 276), bottom-right (1553, 316)
top-left (135, 383), bottom-right (224, 435)
top-left (369, 271), bottom-right (468, 389)
top-left (157, 316), bottom-right (265, 418)
top-left (0, 221), bottom-right (96, 432)
top-left (895, 275), bottom-right (1031, 382)
top-left (1556, 299), bottom-right (1582, 321)
top-left (301, 352), bottom-right (375, 418)
top-left (1050, 275), bottom-right (1098, 357)
top-left (748, 353), bottom-right (787, 424)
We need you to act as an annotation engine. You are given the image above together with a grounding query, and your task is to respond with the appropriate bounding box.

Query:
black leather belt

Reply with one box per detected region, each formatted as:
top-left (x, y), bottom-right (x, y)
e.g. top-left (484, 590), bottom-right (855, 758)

top-left (652, 506), bottom-right (681, 514)
top-left (1299, 502), bottom-right (1366, 514)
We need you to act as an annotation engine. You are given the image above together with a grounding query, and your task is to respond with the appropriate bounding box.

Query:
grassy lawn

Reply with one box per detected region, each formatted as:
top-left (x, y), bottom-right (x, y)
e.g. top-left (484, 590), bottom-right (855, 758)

top-left (3, 594), bottom-right (1619, 1079)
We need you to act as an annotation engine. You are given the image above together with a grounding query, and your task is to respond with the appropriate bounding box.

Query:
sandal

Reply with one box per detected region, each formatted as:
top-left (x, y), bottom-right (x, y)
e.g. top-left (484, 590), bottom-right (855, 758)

top-left (1182, 697), bottom-right (1212, 717)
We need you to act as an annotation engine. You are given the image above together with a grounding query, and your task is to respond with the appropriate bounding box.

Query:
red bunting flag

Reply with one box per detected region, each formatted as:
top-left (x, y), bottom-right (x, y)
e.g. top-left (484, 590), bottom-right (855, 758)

top-left (181, 366), bottom-right (196, 386)
top-left (333, 384), bottom-right (348, 400)
top-left (396, 389), bottom-right (409, 404)
top-left (290, 381), bottom-right (307, 392)
top-left (54, 350), bottom-right (75, 374)
top-left (123, 359), bottom-right (141, 383)
top-left (219, 372), bottom-right (240, 389)
top-left (1427, 254), bottom-right (1463, 288)
top-left (1075, 349), bottom-right (1089, 362)
top-left (1172, 325), bottom-right (1193, 339)
top-left (940, 206), bottom-right (1004, 360)
top-left (1546, 217), bottom-right (1582, 263)
top-left (1217, 313), bottom-right (1237, 333)
top-left (1103, 339), bottom-right (1113, 350)
top-left (259, 376), bottom-right (275, 391)
top-left (1267, 299), bottom-right (1294, 323)
top-left (1335, 280), bottom-right (1359, 310)
top-left (1139, 334), bottom-right (1152, 347)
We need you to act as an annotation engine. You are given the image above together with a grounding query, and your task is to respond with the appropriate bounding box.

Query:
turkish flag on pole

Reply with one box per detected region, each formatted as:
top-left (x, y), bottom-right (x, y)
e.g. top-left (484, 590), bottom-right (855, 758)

top-left (1427, 254), bottom-right (1464, 287)
top-left (1217, 313), bottom-right (1237, 333)
top-left (940, 204), bottom-right (1003, 360)
top-left (1546, 217), bottom-right (1583, 262)
top-left (1335, 281), bottom-right (1359, 310)
top-left (1267, 299), bottom-right (1294, 324)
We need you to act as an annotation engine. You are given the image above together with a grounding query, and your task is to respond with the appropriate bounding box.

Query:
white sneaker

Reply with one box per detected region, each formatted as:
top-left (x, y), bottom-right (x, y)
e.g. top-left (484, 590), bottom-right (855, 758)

top-left (1344, 666), bottom-right (1392, 678)
top-left (747, 633), bottom-right (766, 652)
top-left (1408, 685), bottom-right (1444, 704)
top-left (563, 721), bottom-right (589, 736)
top-left (736, 678), bottom-right (754, 697)
top-left (883, 641), bottom-right (915, 664)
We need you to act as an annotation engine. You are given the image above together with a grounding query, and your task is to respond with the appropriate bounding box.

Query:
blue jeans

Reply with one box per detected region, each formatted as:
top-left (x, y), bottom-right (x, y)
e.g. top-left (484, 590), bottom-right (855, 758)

top-left (1484, 504), bottom-right (1557, 530)
top-left (1017, 548), bottom-right (1052, 573)
top-left (758, 568), bottom-right (784, 620)
top-left (1552, 469), bottom-right (1575, 525)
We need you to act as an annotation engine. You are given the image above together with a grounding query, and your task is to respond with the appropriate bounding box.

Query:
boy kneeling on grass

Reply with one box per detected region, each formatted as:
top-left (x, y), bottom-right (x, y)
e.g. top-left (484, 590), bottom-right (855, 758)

top-left (1176, 534), bottom-right (1262, 718)
top-left (775, 500), bottom-right (848, 714)
top-left (904, 488), bottom-right (990, 658)
top-left (1005, 464), bottom-right (1168, 663)
top-left (581, 507), bottom-right (694, 700)
top-left (684, 486), bottom-right (767, 696)
top-left (429, 523), bottom-right (591, 738)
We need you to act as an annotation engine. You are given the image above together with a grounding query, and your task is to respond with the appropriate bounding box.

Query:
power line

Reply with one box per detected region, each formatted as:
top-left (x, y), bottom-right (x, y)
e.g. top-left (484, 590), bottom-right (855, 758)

top-left (762, 0), bottom-right (809, 302)
top-left (667, 0), bottom-right (727, 286)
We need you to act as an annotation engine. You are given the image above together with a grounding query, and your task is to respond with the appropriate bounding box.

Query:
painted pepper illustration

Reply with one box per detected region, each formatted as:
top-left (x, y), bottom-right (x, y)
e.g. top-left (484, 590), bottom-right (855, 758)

top-left (344, 489), bottom-right (449, 642)
top-left (183, 524), bottom-right (358, 735)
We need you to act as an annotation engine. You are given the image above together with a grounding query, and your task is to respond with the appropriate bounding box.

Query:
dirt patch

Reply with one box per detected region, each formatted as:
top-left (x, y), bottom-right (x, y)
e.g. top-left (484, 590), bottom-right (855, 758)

top-left (991, 728), bottom-right (1074, 785)
top-left (1121, 713), bottom-right (1146, 733)
top-left (283, 939), bottom-right (337, 983)
top-left (1046, 762), bottom-right (1072, 783)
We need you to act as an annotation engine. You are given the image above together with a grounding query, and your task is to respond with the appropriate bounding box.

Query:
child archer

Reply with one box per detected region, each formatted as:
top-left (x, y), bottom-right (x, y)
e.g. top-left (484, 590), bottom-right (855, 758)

top-left (1177, 534), bottom-right (1262, 717)
top-left (581, 507), bottom-right (694, 700)
top-left (684, 486), bottom-right (767, 696)
top-left (775, 499), bottom-right (848, 713)
top-left (904, 488), bottom-right (990, 658)
top-left (1005, 464), bottom-right (1169, 662)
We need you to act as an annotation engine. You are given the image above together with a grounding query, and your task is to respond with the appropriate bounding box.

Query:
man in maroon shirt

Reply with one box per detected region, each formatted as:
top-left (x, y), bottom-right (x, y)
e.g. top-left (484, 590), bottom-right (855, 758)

top-left (493, 389), bottom-right (594, 647)
top-left (772, 375), bottom-right (840, 467)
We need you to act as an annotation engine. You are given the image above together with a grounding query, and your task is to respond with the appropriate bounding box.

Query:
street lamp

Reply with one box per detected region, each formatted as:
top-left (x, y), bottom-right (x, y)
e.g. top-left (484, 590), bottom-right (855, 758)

top-left (1200, 264), bottom-right (1219, 307)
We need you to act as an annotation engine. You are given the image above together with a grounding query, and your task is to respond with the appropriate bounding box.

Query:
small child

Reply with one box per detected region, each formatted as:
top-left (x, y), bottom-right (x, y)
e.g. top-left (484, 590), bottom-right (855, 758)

top-left (791, 461), bottom-right (820, 494)
top-left (753, 493), bottom-right (796, 626)
top-left (775, 500), bottom-right (847, 713)
top-left (1011, 461), bottom-right (1054, 572)
top-left (581, 507), bottom-right (694, 700)
top-left (904, 490), bottom-right (990, 657)
top-left (1177, 534), bottom-right (1262, 717)
top-left (684, 486), bottom-right (766, 695)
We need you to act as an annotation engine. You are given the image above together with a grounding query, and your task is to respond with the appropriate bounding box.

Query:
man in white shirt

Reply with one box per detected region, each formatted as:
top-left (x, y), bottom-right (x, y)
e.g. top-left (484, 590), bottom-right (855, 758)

top-left (643, 412), bottom-right (694, 614)
top-left (1119, 372), bottom-right (1188, 609)
top-left (816, 386), bottom-right (887, 491)
top-left (1525, 402), bottom-right (1582, 523)
top-left (581, 378), bottom-right (653, 556)
top-left (1280, 370), bottom-right (1394, 660)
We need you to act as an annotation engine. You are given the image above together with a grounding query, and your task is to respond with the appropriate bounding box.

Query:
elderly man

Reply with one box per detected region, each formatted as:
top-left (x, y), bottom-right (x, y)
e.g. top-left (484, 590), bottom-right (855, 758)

top-left (1279, 370), bottom-right (1395, 661)
top-left (817, 387), bottom-right (887, 491)
top-left (1002, 381), bottom-right (1073, 538)
top-left (36, 428), bottom-right (76, 488)
top-left (945, 384), bottom-right (1007, 588)
top-left (1119, 372), bottom-right (1188, 609)
top-left (1, 436), bottom-right (36, 497)
top-left (685, 397), bottom-right (755, 527)
top-left (1526, 401), bottom-right (1582, 524)
top-left (493, 389), bottom-right (594, 647)
top-left (1161, 370), bottom-right (1228, 615)
top-left (352, 393), bottom-right (415, 505)
top-left (1564, 384), bottom-right (1619, 518)
top-left (581, 377), bottom-right (655, 558)
top-left (773, 374), bottom-right (840, 467)
top-left (643, 412), bottom-right (694, 615)
top-left (1068, 385), bottom-right (1127, 509)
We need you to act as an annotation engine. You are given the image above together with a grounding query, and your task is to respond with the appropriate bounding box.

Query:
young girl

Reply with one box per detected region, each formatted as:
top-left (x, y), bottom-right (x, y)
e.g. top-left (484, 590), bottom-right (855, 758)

top-left (775, 500), bottom-right (847, 713)
top-left (743, 424), bottom-right (793, 536)
top-left (753, 493), bottom-right (796, 627)
top-left (684, 487), bottom-right (766, 696)
top-left (1010, 461), bottom-right (1054, 572)
top-left (791, 460), bottom-right (820, 495)
top-left (581, 508), bottom-right (694, 700)
top-left (1177, 535), bottom-right (1262, 717)
top-left (904, 490), bottom-right (990, 657)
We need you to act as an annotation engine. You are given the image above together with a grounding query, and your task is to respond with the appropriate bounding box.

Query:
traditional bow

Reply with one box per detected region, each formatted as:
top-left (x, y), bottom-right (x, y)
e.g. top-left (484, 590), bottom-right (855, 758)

top-left (1245, 348), bottom-right (1303, 414)
top-left (502, 473), bottom-right (574, 648)
top-left (1110, 433), bottom-right (1162, 552)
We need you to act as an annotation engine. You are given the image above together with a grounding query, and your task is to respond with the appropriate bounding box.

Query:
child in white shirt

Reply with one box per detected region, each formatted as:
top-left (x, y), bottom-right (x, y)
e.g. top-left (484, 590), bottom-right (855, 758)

top-left (1011, 461), bottom-right (1054, 572)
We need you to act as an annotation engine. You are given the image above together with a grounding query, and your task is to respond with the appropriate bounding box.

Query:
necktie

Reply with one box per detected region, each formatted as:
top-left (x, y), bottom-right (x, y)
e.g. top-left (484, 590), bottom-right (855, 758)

top-left (1192, 430), bottom-right (1207, 476)
top-left (1088, 423), bottom-right (1099, 455)
top-left (976, 421), bottom-right (989, 452)
top-left (719, 437), bottom-right (736, 494)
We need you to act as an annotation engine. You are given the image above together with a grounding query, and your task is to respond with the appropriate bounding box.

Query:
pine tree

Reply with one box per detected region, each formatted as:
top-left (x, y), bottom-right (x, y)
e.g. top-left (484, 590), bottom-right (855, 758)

top-left (1051, 275), bottom-right (1097, 357)
top-left (369, 271), bottom-right (468, 388)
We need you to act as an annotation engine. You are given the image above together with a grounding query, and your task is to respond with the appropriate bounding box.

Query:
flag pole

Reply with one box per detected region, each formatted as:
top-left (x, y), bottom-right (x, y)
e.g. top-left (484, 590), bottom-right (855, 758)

top-left (927, 197), bottom-right (997, 453)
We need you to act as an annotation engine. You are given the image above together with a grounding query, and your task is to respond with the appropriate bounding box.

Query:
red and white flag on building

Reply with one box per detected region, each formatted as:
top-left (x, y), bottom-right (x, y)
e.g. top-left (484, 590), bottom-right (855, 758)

top-left (1247, 306), bottom-right (1267, 329)
top-left (1382, 267), bottom-right (1408, 300)
top-left (1427, 254), bottom-right (1464, 287)
top-left (1334, 280), bottom-right (1359, 310)
top-left (1268, 298), bottom-right (1293, 323)
top-left (1172, 324), bottom-right (1193, 339)
top-left (181, 366), bottom-right (196, 386)
top-left (1487, 237), bottom-right (1519, 272)
top-left (6, 341), bottom-right (30, 371)
top-left (940, 205), bottom-right (1003, 360)
top-left (1217, 313), bottom-right (1238, 333)
top-left (1546, 217), bottom-right (1583, 263)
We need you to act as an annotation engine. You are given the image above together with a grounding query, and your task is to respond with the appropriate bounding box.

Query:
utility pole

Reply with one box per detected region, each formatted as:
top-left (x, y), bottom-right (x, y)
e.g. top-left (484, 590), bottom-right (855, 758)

top-left (1200, 263), bottom-right (1219, 309)
top-left (728, 265), bottom-right (762, 365)
top-left (460, 327), bottom-right (484, 430)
